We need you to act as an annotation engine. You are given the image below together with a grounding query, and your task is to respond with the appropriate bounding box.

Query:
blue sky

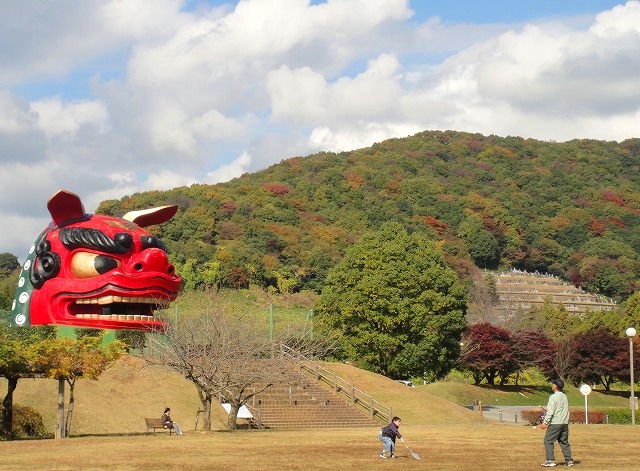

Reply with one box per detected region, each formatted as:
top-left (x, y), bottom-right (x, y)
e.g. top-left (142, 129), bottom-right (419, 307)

top-left (0, 0), bottom-right (638, 259)
top-left (412, 0), bottom-right (624, 22)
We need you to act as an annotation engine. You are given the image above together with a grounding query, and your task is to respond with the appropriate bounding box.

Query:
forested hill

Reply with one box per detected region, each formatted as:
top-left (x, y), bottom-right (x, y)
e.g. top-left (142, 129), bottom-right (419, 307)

top-left (97, 130), bottom-right (640, 301)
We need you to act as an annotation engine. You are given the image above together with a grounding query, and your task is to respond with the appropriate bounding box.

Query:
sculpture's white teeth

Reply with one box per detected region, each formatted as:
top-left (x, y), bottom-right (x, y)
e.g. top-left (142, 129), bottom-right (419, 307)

top-left (75, 314), bottom-right (157, 322)
top-left (75, 296), bottom-right (169, 308)
top-left (73, 295), bottom-right (170, 321)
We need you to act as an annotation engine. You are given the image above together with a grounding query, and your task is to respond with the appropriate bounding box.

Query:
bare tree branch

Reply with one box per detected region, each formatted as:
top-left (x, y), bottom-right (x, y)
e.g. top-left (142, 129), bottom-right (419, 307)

top-left (141, 292), bottom-right (334, 430)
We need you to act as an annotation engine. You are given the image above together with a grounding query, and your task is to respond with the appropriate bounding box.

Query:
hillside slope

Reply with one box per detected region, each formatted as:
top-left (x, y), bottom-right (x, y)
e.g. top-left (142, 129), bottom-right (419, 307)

top-left (316, 361), bottom-right (484, 425)
top-left (4, 356), bottom-right (226, 435)
top-left (4, 355), bottom-right (484, 436)
top-left (98, 131), bottom-right (640, 302)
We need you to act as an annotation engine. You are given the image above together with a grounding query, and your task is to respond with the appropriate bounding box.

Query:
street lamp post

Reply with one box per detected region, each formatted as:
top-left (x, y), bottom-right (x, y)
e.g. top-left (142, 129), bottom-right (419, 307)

top-left (626, 327), bottom-right (637, 426)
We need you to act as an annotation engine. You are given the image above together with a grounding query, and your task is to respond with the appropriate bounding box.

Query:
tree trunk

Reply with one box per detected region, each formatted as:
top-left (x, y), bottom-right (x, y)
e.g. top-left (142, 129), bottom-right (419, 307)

top-left (203, 394), bottom-right (212, 430)
top-left (227, 402), bottom-right (240, 430)
top-left (197, 387), bottom-right (213, 431)
top-left (485, 372), bottom-right (496, 385)
top-left (1, 376), bottom-right (19, 440)
top-left (56, 378), bottom-right (65, 439)
top-left (64, 378), bottom-right (76, 438)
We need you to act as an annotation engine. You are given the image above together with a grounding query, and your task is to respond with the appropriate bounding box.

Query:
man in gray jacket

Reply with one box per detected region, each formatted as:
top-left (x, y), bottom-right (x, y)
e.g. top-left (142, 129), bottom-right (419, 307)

top-left (540, 379), bottom-right (574, 467)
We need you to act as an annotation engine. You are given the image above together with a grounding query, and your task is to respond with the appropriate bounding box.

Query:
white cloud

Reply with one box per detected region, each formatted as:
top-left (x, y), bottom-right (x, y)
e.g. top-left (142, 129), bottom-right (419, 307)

top-left (0, 0), bottom-right (185, 85)
top-left (32, 98), bottom-right (110, 139)
top-left (309, 122), bottom-right (422, 152)
top-left (205, 151), bottom-right (252, 184)
top-left (143, 170), bottom-right (199, 191)
top-left (0, 90), bottom-right (38, 133)
top-left (267, 66), bottom-right (329, 123)
top-left (0, 211), bottom-right (50, 261)
top-left (422, 1), bottom-right (640, 140)
top-left (591, 1), bottom-right (640, 36)
top-left (1, 0), bottom-right (639, 258)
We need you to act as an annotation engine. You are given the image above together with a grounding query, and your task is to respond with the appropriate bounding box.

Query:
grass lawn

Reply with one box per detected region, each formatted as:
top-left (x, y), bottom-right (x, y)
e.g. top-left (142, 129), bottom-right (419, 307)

top-left (422, 381), bottom-right (631, 409)
top-left (2, 424), bottom-right (640, 470)
top-left (3, 350), bottom-right (638, 470)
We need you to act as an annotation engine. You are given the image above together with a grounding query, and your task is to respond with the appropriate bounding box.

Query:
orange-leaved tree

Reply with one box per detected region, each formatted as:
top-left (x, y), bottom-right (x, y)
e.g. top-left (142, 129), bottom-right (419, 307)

top-left (31, 334), bottom-right (124, 438)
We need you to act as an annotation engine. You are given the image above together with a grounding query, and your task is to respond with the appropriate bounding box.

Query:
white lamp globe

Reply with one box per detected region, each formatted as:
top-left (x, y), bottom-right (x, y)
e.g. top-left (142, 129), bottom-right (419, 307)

top-left (627, 327), bottom-right (637, 338)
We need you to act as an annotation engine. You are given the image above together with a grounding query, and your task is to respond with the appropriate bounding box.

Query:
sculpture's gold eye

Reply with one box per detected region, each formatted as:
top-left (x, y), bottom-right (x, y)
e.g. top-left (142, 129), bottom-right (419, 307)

top-left (71, 252), bottom-right (121, 278)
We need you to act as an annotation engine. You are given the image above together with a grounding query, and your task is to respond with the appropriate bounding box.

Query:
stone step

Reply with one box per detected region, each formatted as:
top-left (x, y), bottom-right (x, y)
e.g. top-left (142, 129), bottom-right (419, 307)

top-left (247, 368), bottom-right (381, 429)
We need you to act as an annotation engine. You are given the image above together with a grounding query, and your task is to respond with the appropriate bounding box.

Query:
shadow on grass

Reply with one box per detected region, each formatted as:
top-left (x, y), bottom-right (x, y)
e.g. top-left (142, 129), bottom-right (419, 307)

top-left (70, 432), bottom-right (162, 438)
top-left (474, 384), bottom-right (550, 394)
top-left (475, 384), bottom-right (630, 398)
top-left (597, 389), bottom-right (630, 398)
top-left (69, 429), bottom-right (257, 439)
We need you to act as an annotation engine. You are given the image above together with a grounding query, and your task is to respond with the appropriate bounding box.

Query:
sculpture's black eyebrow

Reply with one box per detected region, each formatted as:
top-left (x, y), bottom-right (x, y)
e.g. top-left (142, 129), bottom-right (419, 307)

top-left (59, 228), bottom-right (134, 254)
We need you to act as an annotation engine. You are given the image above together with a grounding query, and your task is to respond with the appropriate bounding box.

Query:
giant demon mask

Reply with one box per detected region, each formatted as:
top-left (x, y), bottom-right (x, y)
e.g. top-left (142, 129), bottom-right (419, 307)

top-left (10, 190), bottom-right (182, 331)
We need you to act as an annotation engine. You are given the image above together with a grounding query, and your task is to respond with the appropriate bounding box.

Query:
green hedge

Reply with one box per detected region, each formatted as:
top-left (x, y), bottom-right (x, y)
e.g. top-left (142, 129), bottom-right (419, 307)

top-left (602, 408), bottom-right (633, 425)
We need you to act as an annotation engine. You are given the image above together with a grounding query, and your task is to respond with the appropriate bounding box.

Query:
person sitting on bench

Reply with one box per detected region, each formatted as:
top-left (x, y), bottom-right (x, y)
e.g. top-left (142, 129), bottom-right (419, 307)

top-left (162, 407), bottom-right (184, 435)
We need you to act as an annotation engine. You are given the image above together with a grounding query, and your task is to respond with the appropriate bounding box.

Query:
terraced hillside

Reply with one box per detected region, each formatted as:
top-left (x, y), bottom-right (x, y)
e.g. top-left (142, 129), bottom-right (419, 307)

top-left (491, 269), bottom-right (617, 322)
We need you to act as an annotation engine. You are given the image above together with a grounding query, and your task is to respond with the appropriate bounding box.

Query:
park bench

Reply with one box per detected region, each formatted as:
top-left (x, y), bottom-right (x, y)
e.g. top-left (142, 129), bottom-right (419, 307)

top-left (145, 418), bottom-right (173, 435)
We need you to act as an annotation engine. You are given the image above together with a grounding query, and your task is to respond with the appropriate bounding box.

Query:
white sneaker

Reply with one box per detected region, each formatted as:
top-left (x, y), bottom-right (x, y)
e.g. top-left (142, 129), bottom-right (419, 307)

top-left (379, 452), bottom-right (387, 459)
top-left (541, 461), bottom-right (556, 467)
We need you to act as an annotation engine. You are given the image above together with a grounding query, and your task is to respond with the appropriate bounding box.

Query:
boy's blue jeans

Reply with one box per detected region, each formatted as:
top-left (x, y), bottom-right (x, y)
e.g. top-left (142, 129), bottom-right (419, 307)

top-left (379, 432), bottom-right (395, 454)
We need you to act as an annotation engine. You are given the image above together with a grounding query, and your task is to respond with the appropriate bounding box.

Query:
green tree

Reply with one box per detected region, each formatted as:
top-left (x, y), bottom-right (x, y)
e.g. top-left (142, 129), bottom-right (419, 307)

top-left (316, 222), bottom-right (467, 379)
top-left (578, 308), bottom-right (622, 333)
top-left (620, 291), bottom-right (640, 332)
top-left (457, 216), bottom-right (499, 268)
top-left (0, 253), bottom-right (19, 278)
top-left (528, 299), bottom-right (580, 340)
top-left (0, 325), bottom-right (55, 439)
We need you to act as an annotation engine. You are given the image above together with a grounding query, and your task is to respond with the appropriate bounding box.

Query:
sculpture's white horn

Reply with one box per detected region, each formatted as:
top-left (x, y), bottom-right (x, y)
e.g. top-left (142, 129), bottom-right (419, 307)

top-left (122, 205), bottom-right (178, 227)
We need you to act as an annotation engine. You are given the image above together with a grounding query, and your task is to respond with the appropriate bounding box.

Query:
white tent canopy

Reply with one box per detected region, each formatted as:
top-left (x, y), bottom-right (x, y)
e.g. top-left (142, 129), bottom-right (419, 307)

top-left (221, 403), bottom-right (253, 419)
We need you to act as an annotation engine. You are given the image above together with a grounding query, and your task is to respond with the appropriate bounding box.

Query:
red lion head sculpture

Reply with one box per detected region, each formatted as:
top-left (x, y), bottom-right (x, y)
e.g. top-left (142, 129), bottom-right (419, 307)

top-left (10, 190), bottom-right (182, 331)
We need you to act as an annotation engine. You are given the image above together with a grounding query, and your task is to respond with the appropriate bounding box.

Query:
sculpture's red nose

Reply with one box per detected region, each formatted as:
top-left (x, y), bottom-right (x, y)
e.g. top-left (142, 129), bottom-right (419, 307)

top-left (127, 248), bottom-right (175, 275)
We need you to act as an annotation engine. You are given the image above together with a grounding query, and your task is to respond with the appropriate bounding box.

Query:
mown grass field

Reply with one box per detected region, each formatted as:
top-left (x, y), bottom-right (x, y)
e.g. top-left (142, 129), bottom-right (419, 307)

top-left (2, 424), bottom-right (640, 470)
top-left (3, 354), bottom-right (639, 470)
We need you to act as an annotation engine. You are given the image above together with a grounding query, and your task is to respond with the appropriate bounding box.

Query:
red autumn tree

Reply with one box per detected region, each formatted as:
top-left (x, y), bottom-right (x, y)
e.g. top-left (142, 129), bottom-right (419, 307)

top-left (569, 329), bottom-right (636, 391)
top-left (511, 330), bottom-right (555, 384)
top-left (459, 323), bottom-right (517, 385)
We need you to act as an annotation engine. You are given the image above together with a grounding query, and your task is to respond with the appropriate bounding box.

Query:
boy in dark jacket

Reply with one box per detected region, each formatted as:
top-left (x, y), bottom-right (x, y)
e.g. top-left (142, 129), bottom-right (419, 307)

top-left (379, 416), bottom-right (403, 459)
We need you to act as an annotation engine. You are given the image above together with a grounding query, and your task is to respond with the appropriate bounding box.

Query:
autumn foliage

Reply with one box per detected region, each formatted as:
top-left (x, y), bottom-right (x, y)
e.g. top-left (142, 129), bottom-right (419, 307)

top-left (94, 131), bottom-right (640, 300)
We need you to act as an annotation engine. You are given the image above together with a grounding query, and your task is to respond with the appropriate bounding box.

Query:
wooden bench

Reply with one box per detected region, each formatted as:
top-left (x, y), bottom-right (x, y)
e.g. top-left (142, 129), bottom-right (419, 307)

top-left (145, 418), bottom-right (173, 435)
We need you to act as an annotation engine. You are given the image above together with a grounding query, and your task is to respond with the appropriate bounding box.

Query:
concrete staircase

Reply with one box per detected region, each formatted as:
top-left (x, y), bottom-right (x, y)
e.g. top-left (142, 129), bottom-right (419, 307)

top-left (250, 379), bottom-right (380, 429)
top-left (244, 358), bottom-right (386, 429)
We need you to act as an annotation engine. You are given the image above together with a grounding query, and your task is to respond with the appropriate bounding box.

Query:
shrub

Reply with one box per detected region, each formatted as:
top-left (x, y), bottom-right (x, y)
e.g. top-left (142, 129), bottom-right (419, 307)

top-left (520, 409), bottom-right (606, 425)
top-left (12, 405), bottom-right (51, 439)
top-left (116, 329), bottom-right (146, 352)
top-left (521, 408), bottom-right (546, 425)
top-left (569, 410), bottom-right (605, 424)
